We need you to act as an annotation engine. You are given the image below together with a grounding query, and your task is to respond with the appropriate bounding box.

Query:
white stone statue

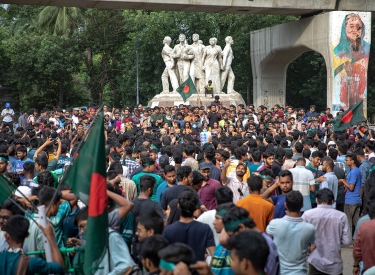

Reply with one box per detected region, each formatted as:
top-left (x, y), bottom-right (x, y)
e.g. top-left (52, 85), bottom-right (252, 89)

top-left (189, 34), bottom-right (206, 93)
top-left (202, 37), bottom-right (223, 94)
top-left (172, 34), bottom-right (195, 84)
top-left (221, 36), bottom-right (235, 93)
top-left (161, 36), bottom-right (179, 93)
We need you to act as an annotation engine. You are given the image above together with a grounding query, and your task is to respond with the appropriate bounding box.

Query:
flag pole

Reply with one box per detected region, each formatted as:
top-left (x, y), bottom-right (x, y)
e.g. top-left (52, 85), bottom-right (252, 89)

top-left (8, 197), bottom-right (39, 226)
top-left (45, 106), bottom-right (104, 214)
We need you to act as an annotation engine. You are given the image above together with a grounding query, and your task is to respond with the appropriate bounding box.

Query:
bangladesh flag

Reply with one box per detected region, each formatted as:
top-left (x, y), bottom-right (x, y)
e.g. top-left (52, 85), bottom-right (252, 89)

top-left (62, 111), bottom-right (108, 275)
top-left (176, 76), bottom-right (197, 102)
top-left (331, 101), bottom-right (367, 131)
top-left (0, 174), bottom-right (16, 204)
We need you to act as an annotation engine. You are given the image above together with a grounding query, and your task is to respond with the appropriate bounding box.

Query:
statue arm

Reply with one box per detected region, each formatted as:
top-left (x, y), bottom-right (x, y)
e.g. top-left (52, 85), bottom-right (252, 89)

top-left (222, 46), bottom-right (229, 68)
top-left (186, 47), bottom-right (195, 60)
top-left (218, 46), bottom-right (224, 70)
top-left (171, 46), bottom-right (179, 59)
top-left (202, 48), bottom-right (207, 70)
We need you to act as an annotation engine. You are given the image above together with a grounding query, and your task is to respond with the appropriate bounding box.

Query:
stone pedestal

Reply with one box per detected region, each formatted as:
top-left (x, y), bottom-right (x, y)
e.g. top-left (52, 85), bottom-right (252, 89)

top-left (147, 91), bottom-right (246, 107)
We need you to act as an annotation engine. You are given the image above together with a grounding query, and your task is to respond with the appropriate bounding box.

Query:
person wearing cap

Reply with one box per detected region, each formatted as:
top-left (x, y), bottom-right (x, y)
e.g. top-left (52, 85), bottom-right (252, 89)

top-left (131, 157), bottom-right (164, 202)
top-left (1, 103), bottom-right (15, 134)
top-left (198, 162), bottom-right (221, 210)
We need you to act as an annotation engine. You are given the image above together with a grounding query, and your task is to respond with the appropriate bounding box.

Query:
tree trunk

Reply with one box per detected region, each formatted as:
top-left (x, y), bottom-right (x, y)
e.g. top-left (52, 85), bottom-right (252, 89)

top-left (59, 77), bottom-right (64, 108)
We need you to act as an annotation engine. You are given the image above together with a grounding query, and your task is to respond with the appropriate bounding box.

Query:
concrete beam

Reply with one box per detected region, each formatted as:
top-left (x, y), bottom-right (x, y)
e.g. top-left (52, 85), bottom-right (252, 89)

top-left (0, 0), bottom-right (364, 16)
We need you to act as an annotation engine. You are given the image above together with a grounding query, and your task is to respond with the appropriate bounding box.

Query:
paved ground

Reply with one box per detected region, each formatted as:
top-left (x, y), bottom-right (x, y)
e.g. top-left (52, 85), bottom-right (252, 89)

top-left (341, 247), bottom-right (353, 275)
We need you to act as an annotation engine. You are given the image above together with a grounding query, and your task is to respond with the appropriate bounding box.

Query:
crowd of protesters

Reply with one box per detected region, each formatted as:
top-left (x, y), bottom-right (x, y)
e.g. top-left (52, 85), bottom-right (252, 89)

top-left (1, 97), bottom-right (375, 275)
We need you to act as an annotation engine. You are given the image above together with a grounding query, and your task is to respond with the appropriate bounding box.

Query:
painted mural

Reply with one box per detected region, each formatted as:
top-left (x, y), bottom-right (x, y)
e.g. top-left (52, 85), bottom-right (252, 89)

top-left (332, 12), bottom-right (371, 114)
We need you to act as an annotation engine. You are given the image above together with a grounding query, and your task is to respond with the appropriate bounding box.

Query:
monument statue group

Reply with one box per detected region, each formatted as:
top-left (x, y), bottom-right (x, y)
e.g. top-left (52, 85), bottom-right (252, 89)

top-left (161, 34), bottom-right (235, 95)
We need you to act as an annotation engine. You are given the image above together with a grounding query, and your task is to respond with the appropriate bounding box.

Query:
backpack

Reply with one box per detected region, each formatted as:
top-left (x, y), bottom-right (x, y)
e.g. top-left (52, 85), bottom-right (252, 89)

top-left (16, 254), bottom-right (30, 275)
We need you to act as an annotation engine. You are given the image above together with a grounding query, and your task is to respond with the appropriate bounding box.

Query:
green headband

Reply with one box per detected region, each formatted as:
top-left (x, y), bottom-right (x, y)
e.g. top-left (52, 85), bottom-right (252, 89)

top-left (370, 166), bottom-right (375, 173)
top-left (0, 157), bottom-right (8, 163)
top-left (151, 144), bottom-right (160, 151)
top-left (260, 175), bottom-right (273, 181)
top-left (216, 209), bottom-right (227, 217)
top-left (142, 161), bottom-right (155, 167)
top-left (224, 217), bottom-right (249, 232)
top-left (159, 259), bottom-right (176, 271)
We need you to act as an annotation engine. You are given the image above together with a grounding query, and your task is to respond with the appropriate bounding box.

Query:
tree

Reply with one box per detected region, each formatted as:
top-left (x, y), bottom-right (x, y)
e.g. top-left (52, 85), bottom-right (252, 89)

top-left (37, 6), bottom-right (82, 35)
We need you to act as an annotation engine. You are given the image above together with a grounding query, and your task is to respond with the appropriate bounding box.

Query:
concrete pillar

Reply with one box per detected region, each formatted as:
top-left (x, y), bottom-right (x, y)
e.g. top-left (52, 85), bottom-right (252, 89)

top-left (250, 11), bottom-right (371, 115)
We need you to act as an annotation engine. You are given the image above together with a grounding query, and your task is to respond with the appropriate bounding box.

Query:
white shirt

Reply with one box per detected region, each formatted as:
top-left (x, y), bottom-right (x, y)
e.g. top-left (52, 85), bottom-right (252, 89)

top-left (223, 176), bottom-right (249, 204)
top-left (1, 108), bottom-right (14, 122)
top-left (197, 210), bottom-right (219, 245)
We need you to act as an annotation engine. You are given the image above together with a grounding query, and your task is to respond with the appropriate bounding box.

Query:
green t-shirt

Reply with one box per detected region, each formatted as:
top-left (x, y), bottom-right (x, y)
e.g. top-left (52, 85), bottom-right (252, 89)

top-left (131, 172), bottom-right (164, 201)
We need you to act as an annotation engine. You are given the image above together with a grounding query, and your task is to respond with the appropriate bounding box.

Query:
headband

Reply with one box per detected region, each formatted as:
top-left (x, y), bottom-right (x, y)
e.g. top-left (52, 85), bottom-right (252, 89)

top-left (216, 209), bottom-right (228, 217)
top-left (151, 144), bottom-right (160, 152)
top-left (0, 157), bottom-right (8, 163)
top-left (224, 217), bottom-right (249, 233)
top-left (159, 259), bottom-right (176, 271)
top-left (142, 161), bottom-right (155, 167)
top-left (260, 175), bottom-right (273, 181)
top-left (370, 166), bottom-right (375, 173)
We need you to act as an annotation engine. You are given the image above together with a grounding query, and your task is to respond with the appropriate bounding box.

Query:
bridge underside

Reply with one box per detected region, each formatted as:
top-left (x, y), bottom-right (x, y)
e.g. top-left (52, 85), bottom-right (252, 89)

top-left (2, 0), bottom-right (375, 16)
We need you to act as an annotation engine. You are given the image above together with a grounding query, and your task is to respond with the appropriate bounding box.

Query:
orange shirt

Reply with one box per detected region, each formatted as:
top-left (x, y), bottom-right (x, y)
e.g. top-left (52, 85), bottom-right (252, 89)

top-left (236, 194), bottom-right (274, 232)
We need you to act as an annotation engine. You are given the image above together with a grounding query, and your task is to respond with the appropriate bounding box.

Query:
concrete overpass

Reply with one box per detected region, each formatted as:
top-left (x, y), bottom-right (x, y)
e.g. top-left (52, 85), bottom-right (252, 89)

top-left (1, 0), bottom-right (375, 16)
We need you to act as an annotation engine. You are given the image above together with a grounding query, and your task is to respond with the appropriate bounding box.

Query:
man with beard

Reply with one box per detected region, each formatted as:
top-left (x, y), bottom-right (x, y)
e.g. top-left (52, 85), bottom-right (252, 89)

top-left (262, 170), bottom-right (294, 218)
top-left (198, 162), bottom-right (221, 210)
top-left (222, 160), bottom-right (249, 204)
top-left (258, 151), bottom-right (275, 172)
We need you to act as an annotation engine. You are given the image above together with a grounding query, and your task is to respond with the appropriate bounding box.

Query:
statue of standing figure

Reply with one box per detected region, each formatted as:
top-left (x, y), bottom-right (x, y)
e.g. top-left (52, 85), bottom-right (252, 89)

top-left (221, 36), bottom-right (235, 94)
top-left (161, 36), bottom-right (179, 93)
top-left (159, 34), bottom-right (237, 94)
top-left (189, 34), bottom-right (206, 93)
top-left (172, 34), bottom-right (195, 84)
top-left (202, 37), bottom-right (223, 95)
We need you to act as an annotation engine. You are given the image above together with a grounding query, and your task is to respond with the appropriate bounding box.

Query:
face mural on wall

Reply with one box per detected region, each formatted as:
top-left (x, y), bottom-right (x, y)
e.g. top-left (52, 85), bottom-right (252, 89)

top-left (332, 12), bottom-right (371, 113)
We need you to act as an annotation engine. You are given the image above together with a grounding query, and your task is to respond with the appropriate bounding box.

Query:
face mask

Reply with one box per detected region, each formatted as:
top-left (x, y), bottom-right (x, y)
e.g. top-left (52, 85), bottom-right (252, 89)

top-left (203, 129), bottom-right (207, 132)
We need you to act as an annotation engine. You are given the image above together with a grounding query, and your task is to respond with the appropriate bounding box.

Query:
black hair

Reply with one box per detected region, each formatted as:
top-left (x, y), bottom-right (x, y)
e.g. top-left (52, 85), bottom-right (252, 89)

top-left (368, 201), bottom-right (375, 219)
top-left (311, 151), bottom-right (323, 159)
top-left (5, 172), bottom-right (21, 187)
top-left (178, 189), bottom-right (198, 218)
top-left (262, 150), bottom-right (274, 159)
top-left (192, 171), bottom-right (206, 186)
top-left (38, 186), bottom-right (61, 206)
top-left (322, 158), bottom-right (334, 170)
top-left (140, 175), bottom-right (156, 192)
top-left (106, 170), bottom-right (118, 180)
top-left (138, 210), bottom-right (164, 235)
top-left (353, 147), bottom-right (365, 156)
top-left (338, 144), bottom-right (348, 155)
top-left (328, 148), bottom-right (339, 160)
top-left (158, 240), bottom-right (195, 267)
top-left (234, 147), bottom-right (247, 160)
top-left (285, 190), bottom-right (303, 212)
top-left (164, 165), bottom-right (175, 174)
top-left (278, 170), bottom-right (293, 181)
top-left (1, 199), bottom-right (25, 216)
top-left (37, 171), bottom-right (55, 187)
top-left (74, 207), bottom-right (88, 225)
top-left (5, 215), bottom-right (30, 244)
top-left (215, 186), bottom-right (234, 205)
top-left (302, 148), bottom-right (311, 159)
top-left (247, 175), bottom-right (263, 192)
top-left (316, 188), bottom-right (334, 205)
top-left (251, 150), bottom-right (261, 162)
top-left (23, 161), bottom-right (35, 174)
top-left (172, 149), bottom-right (183, 164)
top-left (16, 145), bottom-right (27, 154)
top-left (222, 206), bottom-right (256, 232)
top-left (138, 235), bottom-right (168, 267)
top-left (176, 166), bottom-right (192, 182)
top-left (185, 145), bottom-right (195, 157)
top-left (35, 155), bottom-right (48, 169)
top-left (108, 161), bottom-right (123, 175)
top-left (204, 146), bottom-right (215, 161)
top-left (274, 148), bottom-right (286, 162)
top-left (227, 231), bottom-right (269, 272)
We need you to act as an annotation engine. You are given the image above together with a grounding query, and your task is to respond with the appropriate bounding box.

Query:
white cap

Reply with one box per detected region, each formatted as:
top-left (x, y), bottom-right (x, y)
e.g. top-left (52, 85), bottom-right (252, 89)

top-left (286, 140), bottom-right (291, 147)
top-left (15, 186), bottom-right (32, 198)
top-left (328, 141), bottom-right (336, 146)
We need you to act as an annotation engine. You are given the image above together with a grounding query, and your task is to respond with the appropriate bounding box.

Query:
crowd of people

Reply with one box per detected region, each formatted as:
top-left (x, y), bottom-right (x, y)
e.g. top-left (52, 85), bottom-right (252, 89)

top-left (0, 98), bottom-right (375, 275)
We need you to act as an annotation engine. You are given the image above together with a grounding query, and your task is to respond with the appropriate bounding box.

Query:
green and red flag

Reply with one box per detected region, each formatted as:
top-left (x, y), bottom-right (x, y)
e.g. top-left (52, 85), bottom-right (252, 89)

top-left (0, 173), bottom-right (16, 204)
top-left (331, 101), bottom-right (367, 131)
top-left (62, 111), bottom-right (108, 275)
top-left (176, 76), bottom-right (197, 102)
